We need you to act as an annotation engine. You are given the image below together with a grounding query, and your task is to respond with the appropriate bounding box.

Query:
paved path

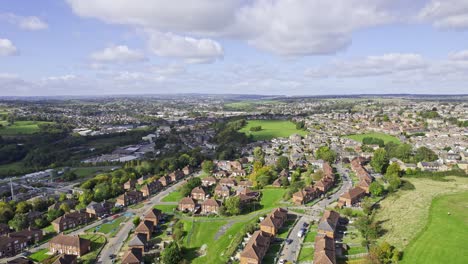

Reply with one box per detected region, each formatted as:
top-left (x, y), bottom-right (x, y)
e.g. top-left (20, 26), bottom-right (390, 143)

top-left (277, 163), bottom-right (352, 263)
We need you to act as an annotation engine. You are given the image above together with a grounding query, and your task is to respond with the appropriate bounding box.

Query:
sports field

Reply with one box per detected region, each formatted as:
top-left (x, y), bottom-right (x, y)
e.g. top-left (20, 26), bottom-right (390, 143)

top-left (401, 192), bottom-right (468, 264)
top-left (375, 177), bottom-right (468, 252)
top-left (345, 132), bottom-right (400, 144)
top-left (239, 120), bottom-right (307, 141)
top-left (0, 120), bottom-right (54, 135)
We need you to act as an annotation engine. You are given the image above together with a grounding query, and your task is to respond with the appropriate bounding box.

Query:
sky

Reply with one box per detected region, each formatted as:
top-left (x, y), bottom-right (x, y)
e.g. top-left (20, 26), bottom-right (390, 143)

top-left (1, 0), bottom-right (468, 96)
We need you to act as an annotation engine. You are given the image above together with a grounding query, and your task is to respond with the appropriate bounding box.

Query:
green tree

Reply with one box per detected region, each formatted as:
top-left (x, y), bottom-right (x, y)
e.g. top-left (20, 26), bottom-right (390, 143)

top-left (201, 160), bottom-right (214, 173)
top-left (161, 242), bottom-right (182, 264)
top-left (414, 146), bottom-right (438, 162)
top-left (59, 202), bottom-right (71, 213)
top-left (16, 201), bottom-right (32, 214)
top-left (9, 213), bottom-right (29, 231)
top-left (276, 156), bottom-right (289, 171)
top-left (253, 147), bottom-right (265, 164)
top-left (316, 146), bottom-right (337, 164)
top-left (0, 201), bottom-right (14, 223)
top-left (369, 182), bottom-right (384, 197)
top-left (371, 148), bottom-right (389, 173)
top-left (133, 216), bottom-right (141, 226)
top-left (385, 163), bottom-right (402, 177)
top-left (225, 196), bottom-right (241, 215)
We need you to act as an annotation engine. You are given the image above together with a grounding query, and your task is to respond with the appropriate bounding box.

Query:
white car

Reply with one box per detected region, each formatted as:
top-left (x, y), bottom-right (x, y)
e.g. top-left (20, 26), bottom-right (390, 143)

top-left (279, 259), bottom-right (286, 264)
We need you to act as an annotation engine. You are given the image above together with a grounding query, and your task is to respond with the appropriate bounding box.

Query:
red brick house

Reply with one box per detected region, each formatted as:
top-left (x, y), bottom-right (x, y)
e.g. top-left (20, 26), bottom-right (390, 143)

top-left (260, 208), bottom-right (288, 236)
top-left (201, 199), bottom-right (220, 214)
top-left (52, 211), bottom-right (89, 233)
top-left (239, 231), bottom-right (271, 264)
top-left (144, 208), bottom-right (162, 226)
top-left (191, 187), bottom-right (206, 201)
top-left (49, 234), bottom-right (91, 257)
top-left (178, 197), bottom-right (196, 212)
top-left (116, 191), bottom-right (143, 207)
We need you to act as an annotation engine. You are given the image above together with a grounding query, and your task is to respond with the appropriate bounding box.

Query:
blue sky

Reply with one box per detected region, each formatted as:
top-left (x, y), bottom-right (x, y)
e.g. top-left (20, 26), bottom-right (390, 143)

top-left (1, 0), bottom-right (468, 96)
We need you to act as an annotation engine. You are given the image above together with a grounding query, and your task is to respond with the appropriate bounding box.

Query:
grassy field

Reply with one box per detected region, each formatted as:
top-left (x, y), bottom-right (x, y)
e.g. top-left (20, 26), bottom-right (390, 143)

top-left (375, 177), bottom-right (468, 250)
top-left (28, 248), bottom-right (51, 262)
top-left (239, 120), bottom-right (307, 141)
top-left (162, 190), bottom-right (184, 202)
top-left (224, 100), bottom-right (282, 111)
top-left (154, 204), bottom-right (177, 214)
top-left (345, 132), bottom-right (400, 144)
top-left (298, 244), bottom-right (314, 263)
top-left (401, 192), bottom-right (468, 264)
top-left (88, 216), bottom-right (126, 236)
top-left (80, 234), bottom-right (107, 263)
top-left (0, 120), bottom-right (54, 135)
top-left (260, 188), bottom-right (288, 209)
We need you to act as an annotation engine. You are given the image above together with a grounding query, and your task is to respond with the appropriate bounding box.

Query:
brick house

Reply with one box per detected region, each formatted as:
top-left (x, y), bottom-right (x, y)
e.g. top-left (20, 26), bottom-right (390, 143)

top-left (214, 184), bottom-right (230, 198)
top-left (191, 187), bottom-right (206, 201)
top-left (201, 177), bottom-right (217, 187)
top-left (219, 178), bottom-right (236, 187)
top-left (169, 170), bottom-right (185, 182)
top-left (0, 229), bottom-right (43, 258)
top-left (49, 234), bottom-right (91, 257)
top-left (338, 187), bottom-right (366, 208)
top-left (292, 186), bottom-right (318, 205)
top-left (52, 254), bottom-right (77, 264)
top-left (182, 166), bottom-right (193, 175)
top-left (140, 181), bottom-right (161, 197)
top-left (201, 199), bottom-right (220, 214)
top-left (128, 233), bottom-right (148, 252)
top-left (135, 221), bottom-right (154, 241)
top-left (144, 208), bottom-right (162, 226)
top-left (124, 179), bottom-right (137, 190)
top-left (86, 201), bottom-right (112, 218)
top-left (317, 210), bottom-right (340, 239)
top-left (178, 197), bottom-right (196, 212)
top-left (52, 211), bottom-right (90, 233)
top-left (260, 208), bottom-right (288, 236)
top-left (121, 248), bottom-right (143, 264)
top-left (158, 176), bottom-right (171, 187)
top-left (116, 191), bottom-right (143, 207)
top-left (239, 231), bottom-right (271, 264)
top-left (314, 235), bottom-right (336, 264)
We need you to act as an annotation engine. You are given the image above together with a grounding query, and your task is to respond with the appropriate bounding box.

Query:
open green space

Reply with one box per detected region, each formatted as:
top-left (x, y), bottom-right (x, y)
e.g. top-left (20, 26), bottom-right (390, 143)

top-left (80, 234), bottom-right (107, 264)
top-left (239, 120), bottom-right (307, 141)
top-left (0, 120), bottom-right (54, 135)
top-left (375, 177), bottom-right (468, 250)
top-left (298, 244), bottom-right (314, 263)
top-left (71, 166), bottom-right (111, 178)
top-left (154, 204), bottom-right (177, 214)
top-left (162, 190), bottom-right (184, 202)
top-left (224, 100), bottom-right (282, 111)
top-left (303, 225), bottom-right (318, 243)
top-left (401, 192), bottom-right (468, 264)
top-left (345, 132), bottom-right (400, 144)
top-left (28, 249), bottom-right (51, 262)
top-left (260, 188), bottom-right (287, 209)
top-left (88, 216), bottom-right (126, 236)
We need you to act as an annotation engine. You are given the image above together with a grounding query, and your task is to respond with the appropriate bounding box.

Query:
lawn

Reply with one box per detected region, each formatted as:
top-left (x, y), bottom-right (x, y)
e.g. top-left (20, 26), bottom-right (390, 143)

top-left (375, 177), bottom-right (468, 250)
top-left (162, 190), bottom-right (184, 202)
top-left (29, 249), bottom-right (51, 262)
top-left (154, 204), bottom-right (177, 214)
top-left (345, 132), bottom-right (400, 144)
top-left (303, 225), bottom-right (318, 243)
top-left (80, 234), bottom-right (107, 264)
top-left (42, 224), bottom-right (55, 234)
top-left (298, 244), bottom-right (314, 263)
top-left (260, 188), bottom-right (287, 209)
top-left (239, 120), bottom-right (307, 141)
top-left (89, 216), bottom-right (127, 236)
top-left (71, 166), bottom-right (111, 178)
top-left (401, 192), bottom-right (468, 264)
top-left (0, 120), bottom-right (54, 135)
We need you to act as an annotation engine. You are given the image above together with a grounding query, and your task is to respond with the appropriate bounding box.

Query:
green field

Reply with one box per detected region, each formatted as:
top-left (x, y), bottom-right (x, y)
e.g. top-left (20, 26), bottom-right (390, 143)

top-left (0, 120), bottom-right (54, 135)
top-left (345, 132), bottom-right (400, 144)
top-left (88, 216), bottom-right (126, 236)
top-left (224, 100), bottom-right (282, 111)
top-left (239, 120), bottom-right (307, 141)
top-left (162, 190), bottom-right (184, 202)
top-left (28, 249), bottom-right (51, 262)
top-left (80, 234), bottom-right (107, 263)
top-left (260, 188), bottom-right (288, 209)
top-left (401, 192), bottom-right (468, 264)
top-left (154, 204), bottom-right (177, 213)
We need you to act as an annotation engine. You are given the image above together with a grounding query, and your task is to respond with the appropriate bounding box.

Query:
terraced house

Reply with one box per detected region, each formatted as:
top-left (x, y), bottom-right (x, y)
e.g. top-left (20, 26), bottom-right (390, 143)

top-left (49, 234), bottom-right (91, 257)
top-left (52, 210), bottom-right (90, 233)
top-left (260, 208), bottom-right (288, 236)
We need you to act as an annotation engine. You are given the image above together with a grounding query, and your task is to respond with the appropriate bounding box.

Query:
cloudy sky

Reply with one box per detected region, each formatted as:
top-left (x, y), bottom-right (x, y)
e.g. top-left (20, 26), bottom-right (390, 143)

top-left (1, 0), bottom-right (468, 96)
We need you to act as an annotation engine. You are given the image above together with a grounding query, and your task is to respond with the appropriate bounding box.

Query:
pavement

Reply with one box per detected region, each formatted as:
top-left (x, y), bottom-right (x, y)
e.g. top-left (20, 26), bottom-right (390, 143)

top-left (277, 163), bottom-right (352, 263)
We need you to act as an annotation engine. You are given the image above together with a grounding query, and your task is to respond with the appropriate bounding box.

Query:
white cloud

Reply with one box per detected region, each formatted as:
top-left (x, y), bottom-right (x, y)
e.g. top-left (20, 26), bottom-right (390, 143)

top-left (0, 38), bottom-right (18, 56)
top-left (90, 45), bottom-right (146, 63)
top-left (42, 74), bottom-right (77, 82)
top-left (67, 0), bottom-right (396, 56)
top-left (448, 50), bottom-right (468, 60)
top-left (418, 0), bottom-right (468, 29)
top-left (0, 13), bottom-right (48, 30)
top-left (146, 31), bottom-right (223, 63)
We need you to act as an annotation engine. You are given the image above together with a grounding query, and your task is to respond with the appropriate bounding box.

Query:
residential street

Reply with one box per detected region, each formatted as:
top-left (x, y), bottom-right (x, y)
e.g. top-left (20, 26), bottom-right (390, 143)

top-left (277, 163), bottom-right (352, 263)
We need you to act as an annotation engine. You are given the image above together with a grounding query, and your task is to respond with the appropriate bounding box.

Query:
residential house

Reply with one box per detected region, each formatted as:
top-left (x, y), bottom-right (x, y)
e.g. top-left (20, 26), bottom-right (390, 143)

top-left (219, 178), bottom-right (236, 187)
top-left (201, 199), bottom-right (220, 214)
top-left (116, 191), bottom-right (143, 207)
top-left (158, 176), bottom-right (171, 187)
top-left (128, 233), bottom-right (147, 252)
top-left (169, 170), bottom-right (185, 182)
top-left (260, 208), bottom-right (288, 236)
top-left (0, 229), bottom-right (43, 258)
top-left (317, 210), bottom-right (340, 239)
top-left (52, 254), bottom-right (77, 264)
top-left (313, 235), bottom-right (336, 264)
top-left (124, 179), bottom-right (136, 190)
top-left (121, 248), bottom-right (143, 264)
top-left (201, 176), bottom-right (217, 187)
top-left (52, 211), bottom-right (89, 233)
top-left (140, 181), bottom-right (161, 198)
top-left (238, 180), bottom-right (253, 188)
top-left (144, 208), bottom-right (162, 227)
top-left (49, 234), bottom-right (91, 257)
top-left (239, 231), bottom-right (271, 264)
top-left (6, 257), bottom-right (34, 264)
top-left (86, 201), bottom-right (112, 218)
top-left (214, 184), bottom-right (230, 198)
top-left (178, 197), bottom-right (196, 212)
top-left (213, 170), bottom-right (229, 177)
top-left (191, 187), bottom-right (206, 201)
top-left (292, 186), bottom-right (318, 205)
top-left (338, 187), bottom-right (366, 208)
top-left (182, 166), bottom-right (193, 175)
top-left (135, 221), bottom-right (154, 241)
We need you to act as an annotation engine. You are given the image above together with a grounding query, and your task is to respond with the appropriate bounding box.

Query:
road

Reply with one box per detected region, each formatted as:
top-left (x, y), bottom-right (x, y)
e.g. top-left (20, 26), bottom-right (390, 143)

top-left (97, 171), bottom-right (202, 263)
top-left (278, 163), bottom-right (352, 263)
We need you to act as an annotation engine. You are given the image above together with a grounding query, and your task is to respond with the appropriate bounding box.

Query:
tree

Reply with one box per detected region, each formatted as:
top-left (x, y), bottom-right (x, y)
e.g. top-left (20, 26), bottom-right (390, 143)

top-left (276, 156), bottom-right (289, 171)
top-left (385, 163), bottom-right (401, 178)
top-left (0, 201), bottom-right (14, 223)
top-left (133, 216), bottom-right (141, 226)
top-left (414, 146), bottom-right (438, 162)
top-left (225, 196), bottom-right (241, 215)
top-left (386, 174), bottom-right (401, 192)
top-left (16, 201), bottom-right (32, 214)
top-left (179, 177), bottom-right (202, 197)
top-left (31, 198), bottom-right (48, 212)
top-left (201, 160), bottom-right (214, 173)
top-left (368, 242), bottom-right (401, 264)
top-left (9, 213), bottom-right (29, 231)
top-left (161, 242), bottom-right (182, 264)
top-left (316, 146), bottom-right (337, 164)
top-left (253, 147), bottom-right (265, 164)
top-left (59, 202), bottom-right (71, 213)
top-left (371, 148), bottom-right (388, 173)
top-left (58, 193), bottom-right (67, 202)
top-left (369, 182), bottom-right (384, 197)
top-left (47, 209), bottom-right (63, 222)
top-left (312, 170), bottom-right (324, 181)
